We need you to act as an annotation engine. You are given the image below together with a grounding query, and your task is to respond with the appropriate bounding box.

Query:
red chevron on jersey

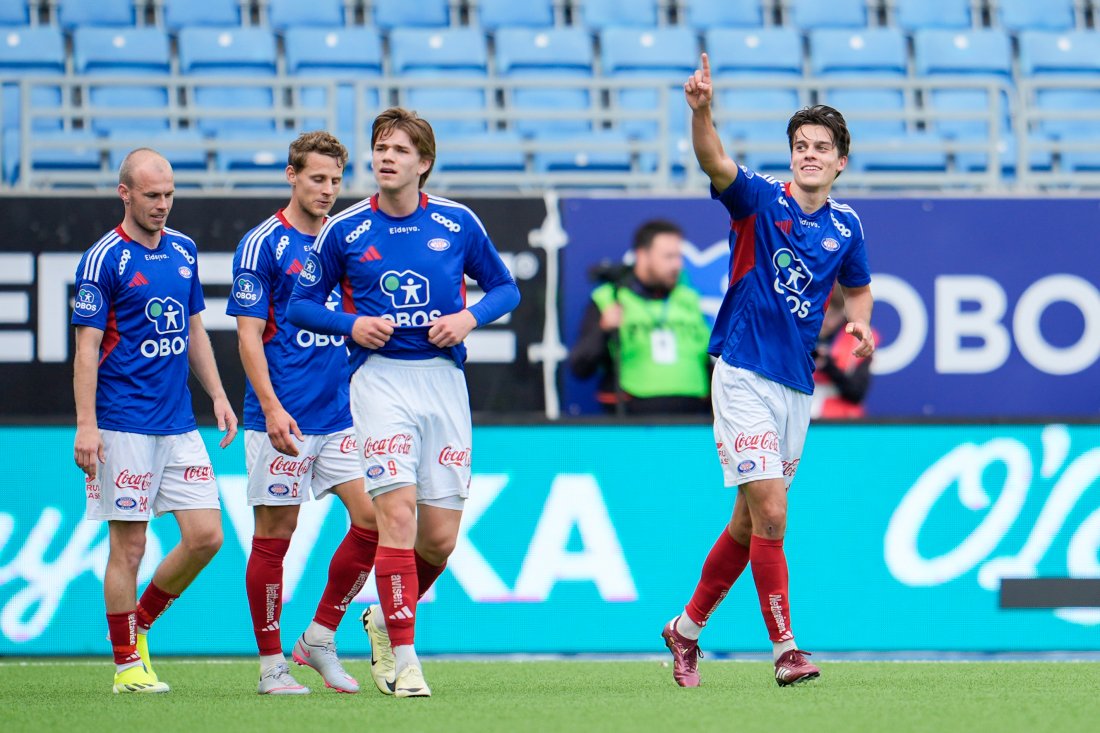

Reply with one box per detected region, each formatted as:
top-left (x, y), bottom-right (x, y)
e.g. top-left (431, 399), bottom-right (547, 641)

top-left (359, 246), bottom-right (382, 262)
top-left (774, 219), bottom-right (792, 235)
top-left (127, 271), bottom-right (149, 288)
top-left (286, 259), bottom-right (304, 275)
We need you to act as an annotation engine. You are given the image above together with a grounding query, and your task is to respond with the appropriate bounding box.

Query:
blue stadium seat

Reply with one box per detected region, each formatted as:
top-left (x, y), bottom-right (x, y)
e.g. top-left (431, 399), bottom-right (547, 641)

top-left (786, 0), bottom-right (866, 29)
top-left (267, 0), bottom-right (344, 31)
top-left (73, 28), bottom-right (172, 134)
top-left (372, 0), bottom-right (449, 29)
top-left (162, 0), bottom-right (241, 31)
top-left (57, 0), bottom-right (135, 29)
top-left (0, 0), bottom-right (30, 25)
top-left (178, 28), bottom-right (278, 134)
top-left (215, 130), bottom-right (296, 173)
top-left (705, 29), bottom-right (803, 145)
top-left (433, 130), bottom-right (526, 173)
top-left (496, 27), bottom-right (595, 137)
top-left (601, 27), bottom-right (698, 138)
top-left (810, 28), bottom-right (907, 77)
top-left (577, 0), bottom-right (659, 29)
top-left (474, 0), bottom-right (554, 29)
top-left (680, 0), bottom-right (763, 28)
top-left (390, 28), bottom-right (489, 136)
top-left (533, 129), bottom-right (633, 173)
top-left (4, 129), bottom-right (102, 185)
top-left (893, 0), bottom-right (972, 31)
top-left (1018, 31), bottom-right (1100, 170)
top-left (107, 129), bottom-right (208, 172)
top-left (995, 0), bottom-right (1077, 32)
top-left (284, 27), bottom-right (383, 135)
top-left (0, 26), bottom-right (65, 132)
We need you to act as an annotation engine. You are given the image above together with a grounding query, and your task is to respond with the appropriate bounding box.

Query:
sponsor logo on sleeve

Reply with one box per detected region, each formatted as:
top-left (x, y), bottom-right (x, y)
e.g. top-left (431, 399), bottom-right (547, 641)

top-left (232, 273), bottom-right (264, 307)
top-left (299, 256), bottom-right (322, 287)
top-left (74, 284), bottom-right (104, 317)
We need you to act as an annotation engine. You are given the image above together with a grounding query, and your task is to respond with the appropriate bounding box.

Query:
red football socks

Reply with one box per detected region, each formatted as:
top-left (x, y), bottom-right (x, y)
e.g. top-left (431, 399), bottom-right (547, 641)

top-left (312, 525), bottom-right (379, 630)
top-left (246, 537), bottom-right (291, 656)
top-left (374, 546), bottom-right (418, 647)
top-left (684, 529), bottom-right (750, 626)
top-left (106, 611), bottom-right (141, 666)
top-left (414, 550), bottom-right (446, 600)
top-left (135, 581), bottom-right (179, 632)
top-left (749, 534), bottom-right (794, 643)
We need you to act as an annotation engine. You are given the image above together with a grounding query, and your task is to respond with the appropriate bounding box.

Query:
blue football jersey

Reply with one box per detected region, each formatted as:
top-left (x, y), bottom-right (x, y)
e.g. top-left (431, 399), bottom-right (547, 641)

top-left (710, 166), bottom-right (872, 394)
top-left (71, 226), bottom-right (205, 434)
top-left (226, 210), bottom-right (353, 435)
top-left (288, 192), bottom-right (520, 375)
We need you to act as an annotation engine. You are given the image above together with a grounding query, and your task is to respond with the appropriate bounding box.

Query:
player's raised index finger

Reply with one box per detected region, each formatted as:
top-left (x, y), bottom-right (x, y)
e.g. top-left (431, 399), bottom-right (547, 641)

top-left (701, 52), bottom-right (710, 78)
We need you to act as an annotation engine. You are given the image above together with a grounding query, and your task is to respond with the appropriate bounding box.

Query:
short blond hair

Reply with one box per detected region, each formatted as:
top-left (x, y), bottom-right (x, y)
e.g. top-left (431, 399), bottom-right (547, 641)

top-left (288, 130), bottom-right (348, 171)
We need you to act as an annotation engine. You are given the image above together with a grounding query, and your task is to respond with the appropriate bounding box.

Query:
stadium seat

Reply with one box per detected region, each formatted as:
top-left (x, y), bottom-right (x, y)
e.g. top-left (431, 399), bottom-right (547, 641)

top-left (0, 26), bottom-right (65, 132)
top-left (576, 0), bottom-right (659, 29)
top-left (474, 0), bottom-right (555, 29)
top-left (73, 28), bottom-right (172, 134)
top-left (162, 0), bottom-right (242, 31)
top-left (680, 0), bottom-right (764, 28)
top-left (178, 27), bottom-right (279, 134)
top-left (705, 28), bottom-right (803, 145)
top-left (57, 0), bottom-right (135, 29)
top-left (994, 0), bottom-right (1077, 32)
top-left (532, 129), bottom-right (633, 173)
top-left (266, 0), bottom-right (344, 31)
top-left (1018, 31), bottom-right (1100, 170)
top-left (107, 129), bottom-right (208, 172)
top-left (284, 27), bottom-right (383, 135)
top-left (810, 28), bottom-right (907, 77)
top-left (0, 0), bottom-right (29, 25)
top-left (892, 0), bottom-right (972, 31)
top-left (433, 130), bottom-right (526, 173)
top-left (6, 129), bottom-right (102, 185)
top-left (215, 130), bottom-right (296, 173)
top-left (372, 0), bottom-right (449, 29)
top-left (601, 27), bottom-right (698, 138)
top-left (496, 27), bottom-right (595, 137)
top-left (390, 28), bottom-right (490, 136)
top-left (785, 0), bottom-right (866, 29)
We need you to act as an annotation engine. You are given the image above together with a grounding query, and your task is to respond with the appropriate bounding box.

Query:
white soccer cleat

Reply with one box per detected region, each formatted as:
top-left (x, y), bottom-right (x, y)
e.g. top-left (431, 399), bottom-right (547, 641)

top-left (394, 664), bottom-right (431, 698)
top-left (292, 634), bottom-right (360, 693)
top-left (257, 663), bottom-right (311, 695)
top-left (361, 605), bottom-right (396, 695)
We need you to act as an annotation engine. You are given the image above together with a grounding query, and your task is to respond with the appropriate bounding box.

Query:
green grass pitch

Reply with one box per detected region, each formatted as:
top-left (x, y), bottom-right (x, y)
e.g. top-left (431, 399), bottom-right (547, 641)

top-left (3, 659), bottom-right (1099, 733)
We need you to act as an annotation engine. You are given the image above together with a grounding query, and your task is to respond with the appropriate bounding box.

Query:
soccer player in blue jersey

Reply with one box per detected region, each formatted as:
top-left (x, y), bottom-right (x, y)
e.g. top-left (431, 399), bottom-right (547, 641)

top-left (227, 131), bottom-right (380, 696)
top-left (72, 148), bottom-right (238, 694)
top-left (287, 107), bottom-right (520, 697)
top-left (661, 54), bottom-right (875, 688)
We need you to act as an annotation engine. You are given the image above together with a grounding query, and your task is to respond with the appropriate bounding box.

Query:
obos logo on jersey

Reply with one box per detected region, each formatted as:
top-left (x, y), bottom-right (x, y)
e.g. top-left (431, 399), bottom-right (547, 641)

top-left (773, 249), bottom-right (813, 296)
top-left (232, 273), bottom-right (264, 308)
top-left (299, 256), bottom-right (322, 287)
top-left (141, 297), bottom-right (187, 358)
top-left (74, 284), bottom-right (103, 317)
top-left (380, 270), bottom-right (430, 308)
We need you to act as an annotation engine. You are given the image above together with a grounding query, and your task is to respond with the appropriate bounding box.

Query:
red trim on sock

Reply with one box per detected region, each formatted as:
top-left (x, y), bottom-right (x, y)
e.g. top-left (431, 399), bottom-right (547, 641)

top-left (135, 581), bottom-right (179, 631)
top-left (685, 529), bottom-right (750, 626)
top-left (106, 611), bottom-right (141, 666)
top-left (749, 534), bottom-right (794, 643)
top-left (414, 549), bottom-right (446, 600)
top-left (374, 546), bottom-right (418, 647)
top-left (247, 537), bottom-right (291, 657)
top-left (313, 526), bottom-right (379, 630)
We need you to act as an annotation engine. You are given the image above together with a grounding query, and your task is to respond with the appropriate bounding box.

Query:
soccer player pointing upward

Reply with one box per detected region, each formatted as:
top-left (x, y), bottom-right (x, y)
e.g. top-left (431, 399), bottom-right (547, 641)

top-left (288, 108), bottom-right (520, 697)
top-left (661, 54), bottom-right (874, 687)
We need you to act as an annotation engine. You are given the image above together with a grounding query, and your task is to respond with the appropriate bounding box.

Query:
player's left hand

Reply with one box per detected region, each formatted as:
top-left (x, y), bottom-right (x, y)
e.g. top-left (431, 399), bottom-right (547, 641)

top-left (846, 322), bottom-right (875, 358)
top-left (428, 310), bottom-right (478, 348)
top-left (213, 395), bottom-right (239, 448)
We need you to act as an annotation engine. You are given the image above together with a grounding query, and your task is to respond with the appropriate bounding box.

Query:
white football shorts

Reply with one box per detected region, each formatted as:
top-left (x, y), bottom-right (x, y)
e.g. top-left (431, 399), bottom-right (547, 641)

top-left (350, 355), bottom-right (471, 509)
top-left (711, 360), bottom-right (811, 488)
top-left (245, 428), bottom-right (363, 506)
top-left (85, 429), bottom-right (219, 521)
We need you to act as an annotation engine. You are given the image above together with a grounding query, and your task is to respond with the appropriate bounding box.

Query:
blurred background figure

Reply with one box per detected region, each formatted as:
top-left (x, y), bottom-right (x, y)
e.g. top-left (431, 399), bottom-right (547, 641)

top-left (569, 219), bottom-right (711, 416)
top-left (811, 285), bottom-right (875, 419)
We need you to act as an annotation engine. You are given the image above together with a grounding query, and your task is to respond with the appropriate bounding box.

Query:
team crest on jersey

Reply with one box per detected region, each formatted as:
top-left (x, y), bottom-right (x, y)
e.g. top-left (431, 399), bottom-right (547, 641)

top-left (427, 238), bottom-right (450, 252)
top-left (145, 297), bottom-right (185, 334)
top-left (74, 284), bottom-right (103, 317)
top-left (232, 273), bottom-right (264, 307)
top-left (366, 465), bottom-right (385, 479)
top-left (822, 238), bottom-right (839, 252)
top-left (178, 266), bottom-right (192, 278)
top-left (380, 270), bottom-right (431, 308)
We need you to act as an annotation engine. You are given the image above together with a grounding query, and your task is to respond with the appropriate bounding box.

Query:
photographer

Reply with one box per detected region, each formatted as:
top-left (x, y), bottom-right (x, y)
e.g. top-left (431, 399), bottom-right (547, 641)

top-left (569, 220), bottom-right (711, 415)
top-left (811, 285), bottom-right (875, 418)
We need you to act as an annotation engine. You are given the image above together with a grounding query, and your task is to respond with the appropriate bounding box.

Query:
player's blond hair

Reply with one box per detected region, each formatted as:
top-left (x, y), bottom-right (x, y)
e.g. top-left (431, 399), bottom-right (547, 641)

top-left (370, 107), bottom-right (436, 188)
top-left (288, 130), bottom-right (348, 172)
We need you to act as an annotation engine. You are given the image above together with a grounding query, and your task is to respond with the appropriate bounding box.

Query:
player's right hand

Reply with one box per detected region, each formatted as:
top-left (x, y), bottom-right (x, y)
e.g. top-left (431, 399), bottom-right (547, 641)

top-left (351, 316), bottom-right (394, 349)
top-left (266, 406), bottom-right (303, 457)
top-left (684, 52), bottom-right (713, 110)
top-left (74, 425), bottom-right (104, 478)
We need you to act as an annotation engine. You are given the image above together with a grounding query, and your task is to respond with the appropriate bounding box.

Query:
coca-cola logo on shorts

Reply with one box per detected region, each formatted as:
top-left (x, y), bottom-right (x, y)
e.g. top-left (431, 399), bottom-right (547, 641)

top-left (183, 465), bottom-right (214, 483)
top-left (438, 446), bottom-right (471, 468)
top-left (363, 433), bottom-right (413, 459)
top-left (115, 469), bottom-right (153, 491)
top-left (269, 455), bottom-right (316, 478)
top-left (734, 431), bottom-right (779, 453)
top-left (339, 436), bottom-right (358, 454)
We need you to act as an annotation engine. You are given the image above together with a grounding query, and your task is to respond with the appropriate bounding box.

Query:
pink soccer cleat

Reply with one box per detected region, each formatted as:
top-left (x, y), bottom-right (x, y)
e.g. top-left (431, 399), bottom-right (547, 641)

top-left (661, 617), bottom-right (703, 688)
top-left (774, 649), bottom-right (820, 687)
